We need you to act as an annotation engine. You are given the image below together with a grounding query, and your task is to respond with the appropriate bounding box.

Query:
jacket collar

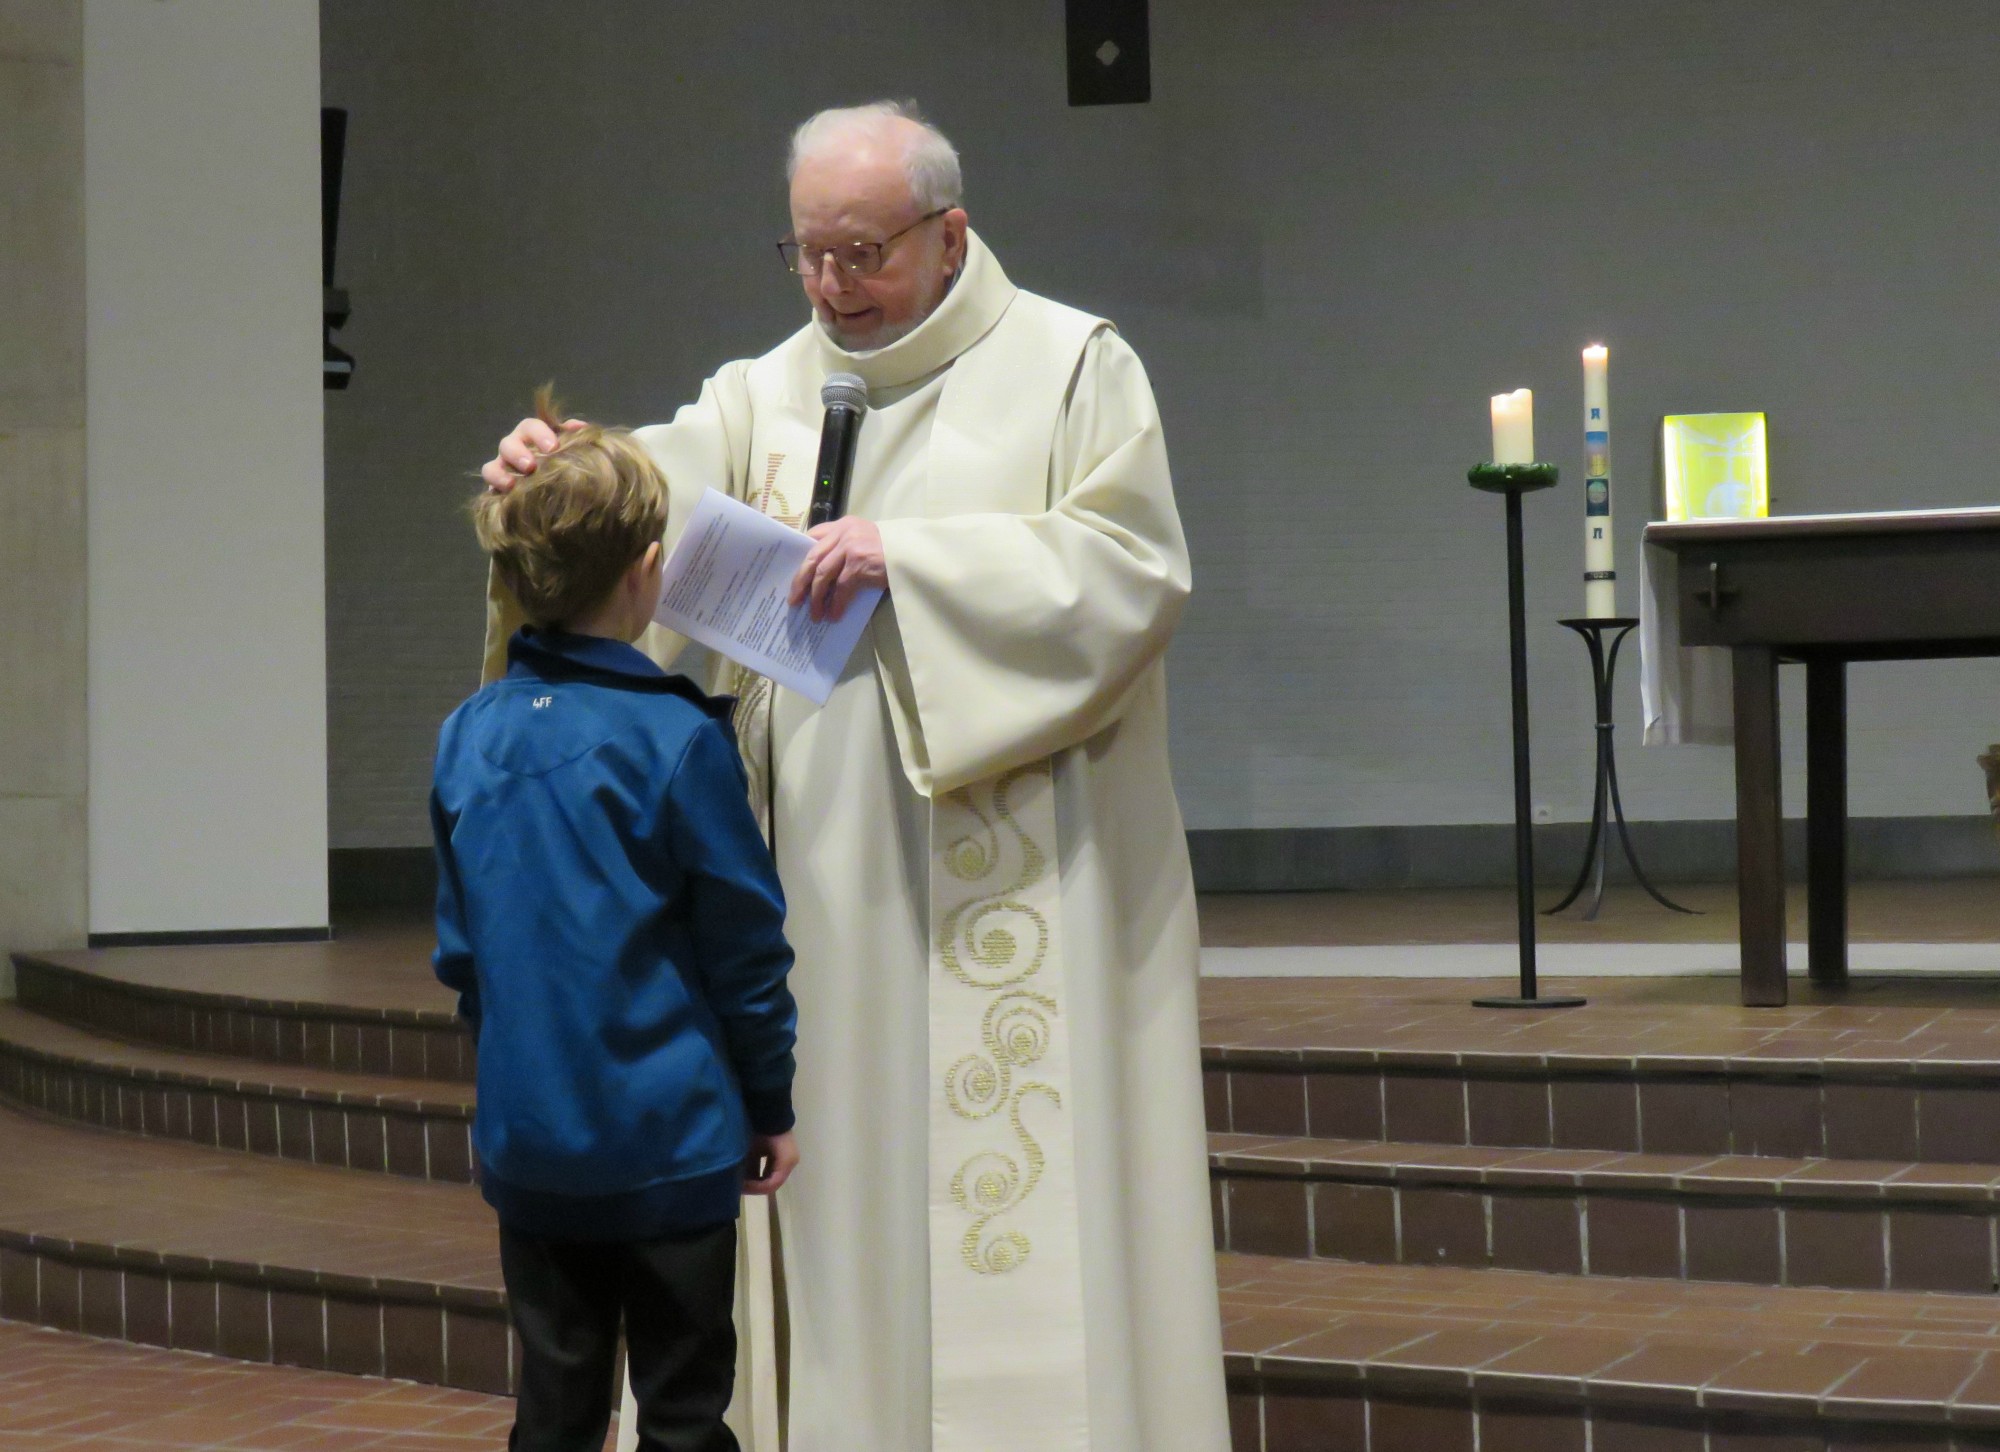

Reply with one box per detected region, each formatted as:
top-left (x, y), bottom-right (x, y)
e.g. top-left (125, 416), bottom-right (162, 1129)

top-left (505, 628), bottom-right (730, 717)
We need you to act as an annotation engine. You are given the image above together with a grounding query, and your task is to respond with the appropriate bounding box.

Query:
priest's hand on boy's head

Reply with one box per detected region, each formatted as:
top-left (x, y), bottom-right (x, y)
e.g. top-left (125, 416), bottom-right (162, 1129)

top-left (481, 414), bottom-right (588, 494)
top-left (790, 516), bottom-right (887, 623)
top-left (744, 1131), bottom-right (799, 1196)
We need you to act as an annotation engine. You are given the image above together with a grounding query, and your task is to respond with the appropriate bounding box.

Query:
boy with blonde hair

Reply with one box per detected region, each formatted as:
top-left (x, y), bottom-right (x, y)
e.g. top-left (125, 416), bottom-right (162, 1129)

top-left (432, 394), bottom-right (796, 1452)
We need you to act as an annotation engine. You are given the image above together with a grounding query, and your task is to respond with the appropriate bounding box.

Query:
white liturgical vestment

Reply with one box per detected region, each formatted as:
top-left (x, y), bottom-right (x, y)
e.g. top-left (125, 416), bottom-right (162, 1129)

top-left (484, 232), bottom-right (1227, 1452)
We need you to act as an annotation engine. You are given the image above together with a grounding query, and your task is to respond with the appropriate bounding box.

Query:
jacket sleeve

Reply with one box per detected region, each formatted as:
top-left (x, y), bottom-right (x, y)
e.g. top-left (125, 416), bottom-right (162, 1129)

top-left (665, 718), bottom-right (798, 1135)
top-left (872, 329), bottom-right (1190, 795)
top-left (428, 785), bottom-right (481, 1036)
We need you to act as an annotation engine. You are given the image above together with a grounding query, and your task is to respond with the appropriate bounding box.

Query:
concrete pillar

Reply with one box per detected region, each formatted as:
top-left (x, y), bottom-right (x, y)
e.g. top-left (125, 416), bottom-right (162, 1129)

top-left (83, 0), bottom-right (327, 937)
top-left (0, 0), bottom-right (87, 965)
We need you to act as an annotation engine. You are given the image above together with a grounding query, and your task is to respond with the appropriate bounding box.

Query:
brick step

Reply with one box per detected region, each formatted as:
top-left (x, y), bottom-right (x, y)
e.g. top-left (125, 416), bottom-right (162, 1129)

top-left (0, 1103), bottom-right (512, 1396)
top-left (1205, 1052), bottom-right (2000, 1167)
top-left (1220, 1252), bottom-right (2000, 1452)
top-left (0, 1319), bottom-right (517, 1447)
top-left (12, 947), bottom-right (472, 1085)
top-left (0, 1004), bottom-right (476, 1183)
top-left (1203, 977), bottom-right (2000, 1168)
top-left (1211, 1131), bottom-right (2000, 1294)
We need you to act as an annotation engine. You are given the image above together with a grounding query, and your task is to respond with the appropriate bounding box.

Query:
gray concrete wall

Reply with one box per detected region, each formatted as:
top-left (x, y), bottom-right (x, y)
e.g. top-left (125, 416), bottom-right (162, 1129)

top-left (0, 0), bottom-right (86, 965)
top-left (321, 1), bottom-right (2000, 849)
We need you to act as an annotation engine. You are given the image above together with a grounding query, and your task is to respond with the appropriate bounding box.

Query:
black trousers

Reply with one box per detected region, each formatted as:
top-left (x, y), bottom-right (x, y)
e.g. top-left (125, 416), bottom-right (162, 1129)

top-left (500, 1220), bottom-right (741, 1452)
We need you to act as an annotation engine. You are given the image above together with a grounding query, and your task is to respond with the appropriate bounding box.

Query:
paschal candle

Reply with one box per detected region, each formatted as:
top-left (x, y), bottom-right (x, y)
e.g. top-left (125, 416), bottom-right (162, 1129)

top-left (1581, 347), bottom-right (1615, 616)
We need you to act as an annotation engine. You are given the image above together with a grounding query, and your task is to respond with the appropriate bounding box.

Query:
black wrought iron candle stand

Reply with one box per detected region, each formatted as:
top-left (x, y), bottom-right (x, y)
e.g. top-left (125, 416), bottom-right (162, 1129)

top-left (1543, 617), bottom-right (1698, 922)
top-left (1467, 462), bottom-right (1585, 1011)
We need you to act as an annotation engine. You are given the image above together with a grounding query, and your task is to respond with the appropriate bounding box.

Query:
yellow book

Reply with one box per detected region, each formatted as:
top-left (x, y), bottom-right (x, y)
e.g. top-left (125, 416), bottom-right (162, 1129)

top-left (1662, 412), bottom-right (1769, 521)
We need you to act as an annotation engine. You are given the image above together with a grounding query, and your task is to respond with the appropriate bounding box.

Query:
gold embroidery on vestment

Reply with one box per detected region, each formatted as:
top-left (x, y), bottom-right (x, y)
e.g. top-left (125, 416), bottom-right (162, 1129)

top-left (758, 452), bottom-right (802, 528)
top-left (938, 765), bottom-right (1063, 1275)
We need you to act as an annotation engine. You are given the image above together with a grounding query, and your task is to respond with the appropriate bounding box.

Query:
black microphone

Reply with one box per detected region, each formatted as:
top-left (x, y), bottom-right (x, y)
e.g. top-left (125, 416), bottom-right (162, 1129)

top-left (807, 373), bottom-right (869, 528)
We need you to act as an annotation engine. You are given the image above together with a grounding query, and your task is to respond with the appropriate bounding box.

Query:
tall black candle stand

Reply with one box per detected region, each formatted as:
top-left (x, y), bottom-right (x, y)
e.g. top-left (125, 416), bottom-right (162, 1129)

top-left (1543, 617), bottom-right (1698, 921)
top-left (1467, 463), bottom-right (1586, 1011)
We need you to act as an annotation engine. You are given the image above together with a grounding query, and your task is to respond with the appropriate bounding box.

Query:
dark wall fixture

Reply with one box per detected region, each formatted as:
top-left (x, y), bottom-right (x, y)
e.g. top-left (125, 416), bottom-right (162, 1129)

top-left (1066, 0), bottom-right (1150, 106)
top-left (322, 106), bottom-right (353, 390)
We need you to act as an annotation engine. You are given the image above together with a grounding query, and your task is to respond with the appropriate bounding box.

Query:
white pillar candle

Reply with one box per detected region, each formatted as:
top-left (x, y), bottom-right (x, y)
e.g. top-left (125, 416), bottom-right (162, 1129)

top-left (1491, 388), bottom-right (1534, 465)
top-left (1581, 345), bottom-right (1616, 616)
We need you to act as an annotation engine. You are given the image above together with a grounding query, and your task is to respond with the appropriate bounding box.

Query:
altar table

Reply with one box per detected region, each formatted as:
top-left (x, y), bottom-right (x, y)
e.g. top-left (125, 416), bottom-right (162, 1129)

top-left (1645, 508), bottom-right (2000, 1006)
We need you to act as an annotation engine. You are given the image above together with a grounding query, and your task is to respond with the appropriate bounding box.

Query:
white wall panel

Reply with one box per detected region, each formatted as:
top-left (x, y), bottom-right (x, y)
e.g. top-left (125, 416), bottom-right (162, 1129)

top-left (86, 0), bottom-right (326, 931)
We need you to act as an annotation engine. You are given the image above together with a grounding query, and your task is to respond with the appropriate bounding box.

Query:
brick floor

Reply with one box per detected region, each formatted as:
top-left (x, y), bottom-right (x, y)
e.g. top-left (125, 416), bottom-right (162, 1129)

top-left (1198, 878), bottom-right (2000, 946)
top-left (0, 1106), bottom-right (500, 1295)
top-left (1218, 1253), bottom-right (2000, 1353)
top-left (1201, 971), bottom-right (2000, 1071)
top-left (1216, 1254), bottom-right (2000, 1425)
top-left (12, 891), bottom-right (2000, 1446)
top-left (0, 1317), bottom-right (518, 1450)
top-left (18, 916), bottom-right (459, 1021)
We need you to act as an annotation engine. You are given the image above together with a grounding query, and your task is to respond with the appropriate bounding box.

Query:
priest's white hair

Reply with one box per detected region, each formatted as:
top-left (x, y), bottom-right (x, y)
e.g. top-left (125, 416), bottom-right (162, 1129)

top-left (787, 100), bottom-right (964, 212)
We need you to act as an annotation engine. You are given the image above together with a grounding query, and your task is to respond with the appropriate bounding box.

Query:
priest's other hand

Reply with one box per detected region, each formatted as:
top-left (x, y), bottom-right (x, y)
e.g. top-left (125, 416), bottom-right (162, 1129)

top-left (744, 1131), bottom-right (799, 1195)
top-left (791, 516), bottom-right (887, 622)
top-left (480, 415), bottom-right (587, 493)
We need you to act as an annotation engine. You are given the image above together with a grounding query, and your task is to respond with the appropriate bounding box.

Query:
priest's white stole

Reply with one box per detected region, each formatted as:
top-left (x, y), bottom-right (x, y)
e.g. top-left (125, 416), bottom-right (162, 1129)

top-left (928, 760), bottom-right (1091, 1450)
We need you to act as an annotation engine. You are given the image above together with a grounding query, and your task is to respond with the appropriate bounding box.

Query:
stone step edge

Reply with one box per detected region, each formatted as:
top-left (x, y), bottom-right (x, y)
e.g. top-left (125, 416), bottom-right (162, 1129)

top-left (1212, 1135), bottom-right (2000, 1293)
top-left (0, 1012), bottom-right (472, 1119)
top-left (1228, 1381), bottom-right (1969, 1452)
top-left (1205, 1042), bottom-right (2000, 1085)
top-left (12, 952), bottom-right (460, 1030)
top-left (1211, 1132), bottom-right (2000, 1207)
top-left (0, 1225), bottom-right (500, 1311)
top-left (0, 1228), bottom-right (512, 1395)
top-left (1223, 1319), bottom-right (2000, 1434)
top-left (14, 955), bottom-right (473, 1086)
top-left (0, 1053), bottom-right (476, 1183)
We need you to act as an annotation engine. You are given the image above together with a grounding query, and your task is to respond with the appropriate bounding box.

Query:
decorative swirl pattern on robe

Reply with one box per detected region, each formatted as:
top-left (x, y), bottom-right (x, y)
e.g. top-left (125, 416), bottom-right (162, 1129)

top-left (937, 765), bottom-right (1063, 1274)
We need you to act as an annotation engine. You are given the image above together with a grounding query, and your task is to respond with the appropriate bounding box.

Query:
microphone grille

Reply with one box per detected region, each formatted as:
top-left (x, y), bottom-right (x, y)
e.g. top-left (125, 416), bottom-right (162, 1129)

top-left (821, 372), bottom-right (870, 413)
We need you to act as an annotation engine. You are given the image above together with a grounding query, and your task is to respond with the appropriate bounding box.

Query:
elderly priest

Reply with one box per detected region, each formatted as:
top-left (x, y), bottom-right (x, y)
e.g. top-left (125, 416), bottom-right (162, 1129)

top-left (481, 100), bottom-right (1227, 1452)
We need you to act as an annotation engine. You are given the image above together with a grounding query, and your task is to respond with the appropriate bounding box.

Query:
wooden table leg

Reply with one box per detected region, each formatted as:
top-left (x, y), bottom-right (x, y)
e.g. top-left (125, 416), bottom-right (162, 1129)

top-left (1805, 655), bottom-right (1849, 988)
top-left (1733, 645), bottom-right (1787, 1006)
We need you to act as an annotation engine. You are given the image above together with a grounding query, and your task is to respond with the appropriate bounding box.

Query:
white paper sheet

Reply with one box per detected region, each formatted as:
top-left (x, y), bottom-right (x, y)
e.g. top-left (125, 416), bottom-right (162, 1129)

top-left (652, 488), bottom-right (881, 706)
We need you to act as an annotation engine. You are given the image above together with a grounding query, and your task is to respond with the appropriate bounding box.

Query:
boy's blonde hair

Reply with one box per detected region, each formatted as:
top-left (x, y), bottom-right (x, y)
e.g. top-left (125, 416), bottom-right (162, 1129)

top-left (472, 387), bottom-right (668, 629)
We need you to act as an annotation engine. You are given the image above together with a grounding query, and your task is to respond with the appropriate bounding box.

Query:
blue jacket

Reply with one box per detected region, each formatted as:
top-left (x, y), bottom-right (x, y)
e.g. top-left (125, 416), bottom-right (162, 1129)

top-left (430, 629), bottom-right (796, 1238)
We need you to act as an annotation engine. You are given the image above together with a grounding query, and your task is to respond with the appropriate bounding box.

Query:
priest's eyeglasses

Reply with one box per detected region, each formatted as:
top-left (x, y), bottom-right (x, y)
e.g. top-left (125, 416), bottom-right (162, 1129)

top-left (777, 209), bottom-right (949, 277)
